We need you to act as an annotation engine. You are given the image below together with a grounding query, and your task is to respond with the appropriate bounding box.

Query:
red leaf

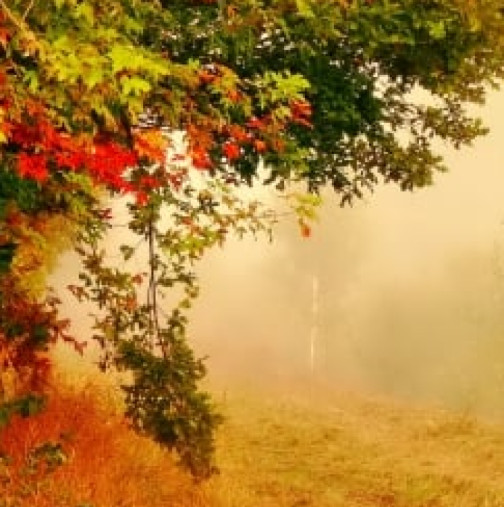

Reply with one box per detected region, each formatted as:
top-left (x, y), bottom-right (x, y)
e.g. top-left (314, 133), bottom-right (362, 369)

top-left (199, 69), bottom-right (217, 85)
top-left (290, 99), bottom-right (313, 128)
top-left (191, 146), bottom-right (213, 169)
top-left (223, 142), bottom-right (240, 161)
top-left (247, 116), bottom-right (268, 130)
top-left (17, 154), bottom-right (49, 183)
top-left (135, 191), bottom-right (149, 206)
top-left (0, 27), bottom-right (10, 48)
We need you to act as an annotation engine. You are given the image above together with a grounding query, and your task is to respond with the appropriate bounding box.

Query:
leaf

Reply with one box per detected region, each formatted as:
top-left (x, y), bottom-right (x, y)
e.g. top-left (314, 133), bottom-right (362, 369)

top-left (23, 70), bottom-right (40, 92)
top-left (428, 20), bottom-right (446, 40)
top-left (83, 67), bottom-right (104, 89)
top-left (295, 0), bottom-right (315, 18)
top-left (120, 244), bottom-right (135, 261)
top-left (73, 3), bottom-right (95, 24)
top-left (299, 219), bottom-right (311, 238)
top-left (109, 45), bottom-right (138, 73)
top-left (120, 76), bottom-right (152, 96)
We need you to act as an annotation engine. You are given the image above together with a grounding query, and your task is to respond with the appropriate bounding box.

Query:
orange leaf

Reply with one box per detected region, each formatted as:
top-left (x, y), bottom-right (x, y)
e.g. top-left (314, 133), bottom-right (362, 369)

top-left (134, 130), bottom-right (168, 163)
top-left (299, 220), bottom-right (311, 238)
top-left (227, 89), bottom-right (241, 103)
top-left (253, 139), bottom-right (267, 153)
top-left (198, 69), bottom-right (217, 85)
top-left (228, 124), bottom-right (250, 143)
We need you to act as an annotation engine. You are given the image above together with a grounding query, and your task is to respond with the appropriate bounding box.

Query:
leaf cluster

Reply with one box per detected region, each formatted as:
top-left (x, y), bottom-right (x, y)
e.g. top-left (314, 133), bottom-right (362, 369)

top-left (3, 1), bottom-right (503, 200)
top-left (70, 163), bottom-right (274, 478)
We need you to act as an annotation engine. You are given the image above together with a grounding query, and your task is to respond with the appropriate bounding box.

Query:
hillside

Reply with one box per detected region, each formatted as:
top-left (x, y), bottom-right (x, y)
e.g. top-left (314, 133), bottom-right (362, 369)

top-left (209, 386), bottom-right (504, 507)
top-left (4, 380), bottom-right (504, 506)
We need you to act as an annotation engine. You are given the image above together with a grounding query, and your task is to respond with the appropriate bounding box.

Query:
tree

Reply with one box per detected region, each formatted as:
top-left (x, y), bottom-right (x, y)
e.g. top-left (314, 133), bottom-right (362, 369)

top-left (1, 0), bottom-right (504, 478)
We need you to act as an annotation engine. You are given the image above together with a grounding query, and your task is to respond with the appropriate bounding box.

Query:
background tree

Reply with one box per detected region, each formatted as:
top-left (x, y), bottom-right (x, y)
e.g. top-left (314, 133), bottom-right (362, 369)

top-left (1, 0), bottom-right (504, 478)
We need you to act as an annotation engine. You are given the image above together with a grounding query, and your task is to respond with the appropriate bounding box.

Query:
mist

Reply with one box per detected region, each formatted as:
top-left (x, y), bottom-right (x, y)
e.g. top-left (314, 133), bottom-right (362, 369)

top-left (52, 89), bottom-right (504, 418)
top-left (188, 88), bottom-right (504, 416)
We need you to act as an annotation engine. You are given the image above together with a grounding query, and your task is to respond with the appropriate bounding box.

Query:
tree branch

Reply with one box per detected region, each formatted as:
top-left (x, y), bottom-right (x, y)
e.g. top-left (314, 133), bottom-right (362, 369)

top-left (0, 0), bottom-right (27, 33)
top-left (21, 0), bottom-right (36, 22)
top-left (146, 208), bottom-right (169, 359)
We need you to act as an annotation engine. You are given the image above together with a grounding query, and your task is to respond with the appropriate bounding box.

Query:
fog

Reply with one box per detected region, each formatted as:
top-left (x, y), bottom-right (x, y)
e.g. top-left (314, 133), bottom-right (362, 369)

top-left (53, 89), bottom-right (504, 417)
top-left (189, 88), bottom-right (504, 416)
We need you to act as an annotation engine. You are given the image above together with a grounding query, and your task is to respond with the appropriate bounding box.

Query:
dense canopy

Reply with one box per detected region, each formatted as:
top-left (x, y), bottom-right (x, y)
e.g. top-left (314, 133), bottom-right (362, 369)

top-left (2, 1), bottom-right (503, 199)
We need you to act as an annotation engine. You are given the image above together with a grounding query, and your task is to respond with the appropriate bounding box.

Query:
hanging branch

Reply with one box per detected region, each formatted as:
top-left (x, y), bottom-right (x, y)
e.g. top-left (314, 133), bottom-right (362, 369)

top-left (145, 207), bottom-right (168, 359)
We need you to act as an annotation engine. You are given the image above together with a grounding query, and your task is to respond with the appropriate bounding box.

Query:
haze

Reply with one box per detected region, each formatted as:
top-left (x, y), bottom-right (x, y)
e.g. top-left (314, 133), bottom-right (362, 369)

top-left (53, 89), bottom-right (504, 418)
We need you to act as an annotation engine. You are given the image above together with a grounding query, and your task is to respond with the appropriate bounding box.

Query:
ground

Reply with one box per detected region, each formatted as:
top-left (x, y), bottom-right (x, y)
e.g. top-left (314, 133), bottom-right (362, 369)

top-left (4, 377), bottom-right (504, 506)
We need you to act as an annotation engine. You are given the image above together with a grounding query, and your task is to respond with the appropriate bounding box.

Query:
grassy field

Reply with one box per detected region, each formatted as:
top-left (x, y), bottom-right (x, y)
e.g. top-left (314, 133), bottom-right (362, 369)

top-left (5, 380), bottom-right (504, 506)
top-left (209, 385), bottom-right (504, 507)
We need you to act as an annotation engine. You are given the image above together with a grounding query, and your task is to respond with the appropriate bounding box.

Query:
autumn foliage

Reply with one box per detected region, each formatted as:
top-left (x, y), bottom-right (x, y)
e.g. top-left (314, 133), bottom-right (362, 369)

top-left (0, 0), bottom-right (504, 484)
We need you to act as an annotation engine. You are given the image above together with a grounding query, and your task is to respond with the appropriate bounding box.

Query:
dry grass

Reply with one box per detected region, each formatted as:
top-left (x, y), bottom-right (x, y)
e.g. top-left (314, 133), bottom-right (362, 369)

top-left (208, 385), bottom-right (504, 507)
top-left (5, 378), bottom-right (504, 506)
top-left (0, 381), bottom-right (207, 507)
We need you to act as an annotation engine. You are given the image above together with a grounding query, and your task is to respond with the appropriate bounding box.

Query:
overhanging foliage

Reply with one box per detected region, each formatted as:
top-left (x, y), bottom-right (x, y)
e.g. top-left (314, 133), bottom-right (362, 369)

top-left (0, 0), bottom-right (504, 478)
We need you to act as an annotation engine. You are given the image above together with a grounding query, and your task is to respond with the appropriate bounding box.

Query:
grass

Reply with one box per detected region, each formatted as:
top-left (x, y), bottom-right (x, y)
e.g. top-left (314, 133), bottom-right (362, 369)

top-left (208, 385), bottom-right (504, 507)
top-left (0, 381), bottom-right (207, 507)
top-left (5, 378), bottom-right (504, 505)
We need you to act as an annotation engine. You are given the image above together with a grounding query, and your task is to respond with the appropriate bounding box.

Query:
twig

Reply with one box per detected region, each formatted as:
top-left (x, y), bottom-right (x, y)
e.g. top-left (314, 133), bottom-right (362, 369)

top-left (21, 0), bottom-right (35, 22)
top-left (0, 0), bottom-right (26, 32)
top-left (146, 210), bottom-right (169, 359)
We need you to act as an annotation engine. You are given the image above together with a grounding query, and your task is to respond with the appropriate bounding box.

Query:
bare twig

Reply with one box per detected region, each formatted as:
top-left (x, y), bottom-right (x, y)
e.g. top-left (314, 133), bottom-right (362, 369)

top-left (21, 0), bottom-right (35, 22)
top-left (0, 0), bottom-right (26, 32)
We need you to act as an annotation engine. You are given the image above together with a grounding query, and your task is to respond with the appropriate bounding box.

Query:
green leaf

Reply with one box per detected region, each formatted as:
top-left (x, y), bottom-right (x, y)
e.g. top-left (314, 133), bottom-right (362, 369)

top-left (120, 244), bottom-right (135, 261)
top-left (109, 45), bottom-right (137, 73)
top-left (428, 21), bottom-right (446, 40)
top-left (120, 76), bottom-right (152, 96)
top-left (73, 3), bottom-right (95, 25)
top-left (295, 0), bottom-right (315, 18)
top-left (83, 66), bottom-right (105, 89)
